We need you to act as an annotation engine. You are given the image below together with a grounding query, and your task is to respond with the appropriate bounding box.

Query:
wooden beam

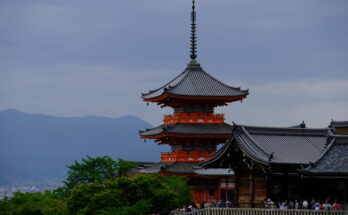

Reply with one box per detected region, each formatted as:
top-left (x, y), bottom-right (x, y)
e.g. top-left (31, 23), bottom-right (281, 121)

top-left (249, 167), bottom-right (255, 208)
top-left (345, 182), bottom-right (347, 210)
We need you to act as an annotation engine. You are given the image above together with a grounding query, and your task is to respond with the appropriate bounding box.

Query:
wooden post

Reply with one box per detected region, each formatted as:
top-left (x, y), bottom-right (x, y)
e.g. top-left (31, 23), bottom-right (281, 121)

top-left (344, 181), bottom-right (347, 210)
top-left (249, 167), bottom-right (254, 208)
top-left (235, 174), bottom-right (239, 208)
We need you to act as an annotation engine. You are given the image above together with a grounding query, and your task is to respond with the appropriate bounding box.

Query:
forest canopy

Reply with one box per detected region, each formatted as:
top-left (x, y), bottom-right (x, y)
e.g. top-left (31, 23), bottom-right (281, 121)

top-left (0, 156), bottom-right (192, 215)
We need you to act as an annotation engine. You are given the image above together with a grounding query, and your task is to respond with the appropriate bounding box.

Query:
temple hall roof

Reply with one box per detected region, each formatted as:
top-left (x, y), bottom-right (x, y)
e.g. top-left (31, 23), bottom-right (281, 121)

top-left (203, 124), bottom-right (332, 166)
top-left (139, 123), bottom-right (233, 137)
top-left (141, 63), bottom-right (248, 101)
top-left (301, 135), bottom-right (348, 175)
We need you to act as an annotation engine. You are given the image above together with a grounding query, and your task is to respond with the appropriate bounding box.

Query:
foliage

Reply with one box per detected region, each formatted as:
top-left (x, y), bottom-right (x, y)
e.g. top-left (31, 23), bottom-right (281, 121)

top-left (66, 174), bottom-right (192, 215)
top-left (0, 191), bottom-right (68, 215)
top-left (63, 156), bottom-right (136, 191)
top-left (162, 175), bottom-right (193, 207)
top-left (0, 156), bottom-right (191, 215)
top-left (116, 158), bottom-right (136, 177)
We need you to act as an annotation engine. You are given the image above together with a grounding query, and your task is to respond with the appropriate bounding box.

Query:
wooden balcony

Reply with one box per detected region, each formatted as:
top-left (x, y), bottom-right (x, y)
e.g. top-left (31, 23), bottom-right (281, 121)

top-left (163, 113), bottom-right (225, 124)
top-left (161, 150), bottom-right (215, 162)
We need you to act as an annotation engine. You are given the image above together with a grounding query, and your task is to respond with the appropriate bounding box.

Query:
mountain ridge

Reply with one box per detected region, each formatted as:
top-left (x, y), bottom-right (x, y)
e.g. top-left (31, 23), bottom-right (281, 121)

top-left (0, 109), bottom-right (165, 184)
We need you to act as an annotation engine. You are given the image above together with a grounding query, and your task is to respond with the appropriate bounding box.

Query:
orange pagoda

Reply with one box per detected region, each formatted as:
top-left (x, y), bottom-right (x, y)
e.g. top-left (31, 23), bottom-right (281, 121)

top-left (138, 0), bottom-right (248, 202)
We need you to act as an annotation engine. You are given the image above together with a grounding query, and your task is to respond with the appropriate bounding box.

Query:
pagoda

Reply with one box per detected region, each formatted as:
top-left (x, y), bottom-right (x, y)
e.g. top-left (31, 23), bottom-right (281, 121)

top-left (139, 0), bottom-right (248, 202)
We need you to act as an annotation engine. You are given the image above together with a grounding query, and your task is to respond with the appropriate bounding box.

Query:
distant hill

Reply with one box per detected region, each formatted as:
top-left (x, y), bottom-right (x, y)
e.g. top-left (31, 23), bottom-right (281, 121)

top-left (0, 109), bottom-right (166, 184)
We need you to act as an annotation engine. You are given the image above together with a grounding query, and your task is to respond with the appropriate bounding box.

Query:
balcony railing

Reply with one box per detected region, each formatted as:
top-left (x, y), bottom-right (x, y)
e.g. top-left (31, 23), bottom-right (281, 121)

top-left (163, 113), bottom-right (225, 124)
top-left (175, 208), bottom-right (348, 215)
top-left (161, 151), bottom-right (215, 162)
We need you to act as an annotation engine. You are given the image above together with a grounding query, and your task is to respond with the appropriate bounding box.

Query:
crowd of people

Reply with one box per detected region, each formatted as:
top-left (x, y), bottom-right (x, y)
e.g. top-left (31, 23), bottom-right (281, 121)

top-left (170, 197), bottom-right (345, 213)
top-left (262, 198), bottom-right (344, 211)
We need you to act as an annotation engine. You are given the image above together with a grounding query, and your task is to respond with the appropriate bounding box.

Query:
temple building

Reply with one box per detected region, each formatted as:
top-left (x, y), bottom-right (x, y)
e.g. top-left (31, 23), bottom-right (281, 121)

top-left (137, 0), bottom-right (348, 208)
top-left (139, 0), bottom-right (248, 202)
top-left (201, 123), bottom-right (348, 207)
top-left (330, 120), bottom-right (348, 135)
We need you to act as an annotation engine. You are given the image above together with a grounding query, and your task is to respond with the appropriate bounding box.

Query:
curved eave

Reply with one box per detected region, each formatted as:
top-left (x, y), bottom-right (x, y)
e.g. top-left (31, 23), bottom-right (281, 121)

top-left (143, 93), bottom-right (248, 103)
top-left (140, 133), bottom-right (232, 139)
top-left (200, 138), bottom-right (234, 167)
top-left (235, 135), bottom-right (270, 166)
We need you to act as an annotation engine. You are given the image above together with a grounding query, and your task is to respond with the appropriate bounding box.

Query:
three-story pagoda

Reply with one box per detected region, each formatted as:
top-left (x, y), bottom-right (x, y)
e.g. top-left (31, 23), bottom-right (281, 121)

top-left (139, 0), bottom-right (248, 202)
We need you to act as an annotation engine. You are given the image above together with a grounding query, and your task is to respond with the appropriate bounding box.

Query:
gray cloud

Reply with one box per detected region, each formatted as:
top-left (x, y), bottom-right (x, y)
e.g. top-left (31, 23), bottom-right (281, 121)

top-left (0, 0), bottom-right (347, 127)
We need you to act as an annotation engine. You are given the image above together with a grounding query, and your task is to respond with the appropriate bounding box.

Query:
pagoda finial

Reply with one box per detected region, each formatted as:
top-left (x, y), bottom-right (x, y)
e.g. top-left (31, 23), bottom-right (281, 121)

top-left (190, 0), bottom-right (198, 64)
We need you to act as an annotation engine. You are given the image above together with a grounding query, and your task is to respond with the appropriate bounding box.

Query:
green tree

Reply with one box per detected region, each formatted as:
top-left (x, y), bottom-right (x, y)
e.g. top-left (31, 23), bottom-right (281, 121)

top-left (63, 156), bottom-right (135, 191)
top-left (116, 158), bottom-right (137, 177)
top-left (66, 174), bottom-right (191, 215)
top-left (161, 176), bottom-right (192, 208)
top-left (0, 191), bottom-right (68, 215)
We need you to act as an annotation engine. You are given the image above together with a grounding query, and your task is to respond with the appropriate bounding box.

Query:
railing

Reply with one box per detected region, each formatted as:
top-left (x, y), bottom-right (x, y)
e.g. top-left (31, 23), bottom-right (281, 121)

top-left (163, 113), bottom-right (225, 124)
top-left (176, 208), bottom-right (348, 215)
top-left (161, 151), bottom-right (215, 162)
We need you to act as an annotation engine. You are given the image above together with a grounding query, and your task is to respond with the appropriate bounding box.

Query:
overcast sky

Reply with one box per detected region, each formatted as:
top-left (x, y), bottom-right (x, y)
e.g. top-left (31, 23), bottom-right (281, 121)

top-left (0, 0), bottom-right (347, 127)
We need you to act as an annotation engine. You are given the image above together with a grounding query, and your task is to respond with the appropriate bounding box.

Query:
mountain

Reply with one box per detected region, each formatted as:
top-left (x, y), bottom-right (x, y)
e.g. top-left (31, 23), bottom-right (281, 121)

top-left (0, 109), bottom-right (166, 185)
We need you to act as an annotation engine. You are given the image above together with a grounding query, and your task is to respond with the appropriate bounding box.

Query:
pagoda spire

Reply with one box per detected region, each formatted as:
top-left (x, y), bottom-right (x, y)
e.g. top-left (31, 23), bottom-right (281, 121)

top-left (190, 0), bottom-right (198, 64)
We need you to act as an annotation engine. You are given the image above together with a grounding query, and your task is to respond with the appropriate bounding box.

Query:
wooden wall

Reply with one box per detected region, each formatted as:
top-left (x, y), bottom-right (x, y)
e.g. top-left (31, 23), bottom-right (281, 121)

top-left (237, 166), bottom-right (267, 208)
top-left (335, 127), bottom-right (348, 135)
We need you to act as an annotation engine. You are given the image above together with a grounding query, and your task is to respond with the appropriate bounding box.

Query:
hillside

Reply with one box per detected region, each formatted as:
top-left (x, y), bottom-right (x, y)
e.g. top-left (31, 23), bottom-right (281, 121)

top-left (0, 109), bottom-right (166, 185)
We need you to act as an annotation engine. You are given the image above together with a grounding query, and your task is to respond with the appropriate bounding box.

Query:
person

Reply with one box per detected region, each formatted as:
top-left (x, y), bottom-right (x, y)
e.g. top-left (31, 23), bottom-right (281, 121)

top-left (225, 199), bottom-right (232, 208)
top-left (302, 199), bottom-right (309, 209)
top-left (270, 199), bottom-right (276, 209)
top-left (220, 199), bottom-right (226, 208)
top-left (295, 200), bottom-right (300, 209)
top-left (310, 197), bottom-right (316, 209)
top-left (313, 201), bottom-right (320, 210)
top-left (204, 201), bottom-right (209, 208)
top-left (279, 201), bottom-right (287, 209)
top-left (333, 202), bottom-right (343, 210)
top-left (179, 206), bottom-right (186, 212)
top-left (288, 200), bottom-right (294, 209)
top-left (324, 199), bottom-right (332, 211)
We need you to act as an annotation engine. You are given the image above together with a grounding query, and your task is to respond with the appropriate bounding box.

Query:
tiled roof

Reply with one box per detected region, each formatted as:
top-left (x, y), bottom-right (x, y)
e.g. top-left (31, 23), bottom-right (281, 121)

top-left (330, 120), bottom-right (348, 128)
top-left (203, 124), bottom-right (332, 166)
top-left (301, 136), bottom-right (348, 175)
top-left (139, 123), bottom-right (233, 137)
top-left (137, 162), bottom-right (163, 174)
top-left (234, 125), bottom-right (331, 165)
top-left (141, 63), bottom-right (248, 100)
top-left (137, 162), bottom-right (200, 174)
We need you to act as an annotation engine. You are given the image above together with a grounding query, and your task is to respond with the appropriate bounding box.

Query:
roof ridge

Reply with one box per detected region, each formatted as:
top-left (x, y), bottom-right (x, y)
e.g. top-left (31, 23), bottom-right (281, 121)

top-left (233, 123), bottom-right (328, 136)
top-left (169, 65), bottom-right (248, 95)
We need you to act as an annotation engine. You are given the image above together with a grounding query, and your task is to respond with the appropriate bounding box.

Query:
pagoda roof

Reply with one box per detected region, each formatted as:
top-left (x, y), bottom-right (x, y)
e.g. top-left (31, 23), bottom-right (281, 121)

top-left (300, 135), bottom-right (348, 176)
top-left (141, 63), bottom-right (248, 102)
top-left (203, 124), bottom-right (332, 166)
top-left (139, 123), bottom-right (233, 138)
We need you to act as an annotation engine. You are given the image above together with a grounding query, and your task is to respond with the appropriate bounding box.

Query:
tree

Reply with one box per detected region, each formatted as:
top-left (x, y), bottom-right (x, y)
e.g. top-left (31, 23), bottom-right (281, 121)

top-left (63, 156), bottom-right (136, 191)
top-left (66, 174), bottom-right (192, 215)
top-left (0, 191), bottom-right (68, 215)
